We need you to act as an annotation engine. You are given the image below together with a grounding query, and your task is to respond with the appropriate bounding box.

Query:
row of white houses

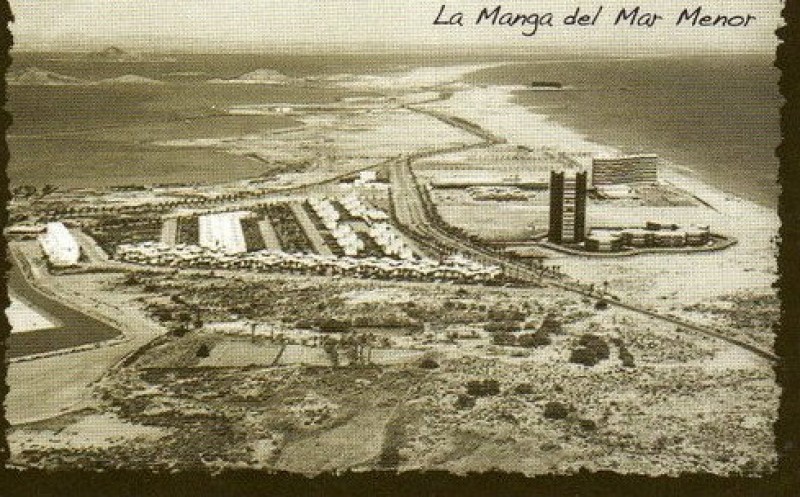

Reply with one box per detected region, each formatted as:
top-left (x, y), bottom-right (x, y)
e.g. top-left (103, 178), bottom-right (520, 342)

top-left (307, 196), bottom-right (412, 259)
top-left (116, 242), bottom-right (502, 283)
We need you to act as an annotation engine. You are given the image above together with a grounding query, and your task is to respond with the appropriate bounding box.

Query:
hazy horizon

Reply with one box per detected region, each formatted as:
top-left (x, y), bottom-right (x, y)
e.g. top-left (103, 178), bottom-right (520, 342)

top-left (11, 1), bottom-right (781, 55)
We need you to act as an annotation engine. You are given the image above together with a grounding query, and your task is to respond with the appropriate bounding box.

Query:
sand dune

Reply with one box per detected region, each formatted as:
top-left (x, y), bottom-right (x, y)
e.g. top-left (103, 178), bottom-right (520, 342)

top-left (208, 68), bottom-right (296, 85)
top-left (96, 74), bottom-right (165, 85)
top-left (328, 63), bottom-right (506, 91)
top-left (9, 67), bottom-right (166, 86)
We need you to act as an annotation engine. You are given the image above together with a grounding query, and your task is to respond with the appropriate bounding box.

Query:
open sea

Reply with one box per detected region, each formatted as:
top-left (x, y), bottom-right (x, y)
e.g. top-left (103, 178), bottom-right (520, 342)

top-left (9, 52), bottom-right (780, 208)
top-left (468, 54), bottom-right (781, 209)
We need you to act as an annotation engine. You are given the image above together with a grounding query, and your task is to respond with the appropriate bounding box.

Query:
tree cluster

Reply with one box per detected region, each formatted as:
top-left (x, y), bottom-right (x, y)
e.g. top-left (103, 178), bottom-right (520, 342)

top-left (569, 333), bottom-right (610, 367)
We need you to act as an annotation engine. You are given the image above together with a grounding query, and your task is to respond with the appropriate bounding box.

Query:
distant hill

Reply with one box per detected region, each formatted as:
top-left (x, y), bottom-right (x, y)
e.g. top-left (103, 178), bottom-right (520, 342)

top-left (208, 69), bottom-right (295, 85)
top-left (83, 46), bottom-right (177, 63)
top-left (87, 46), bottom-right (142, 62)
top-left (96, 74), bottom-right (165, 85)
top-left (8, 67), bottom-right (88, 86)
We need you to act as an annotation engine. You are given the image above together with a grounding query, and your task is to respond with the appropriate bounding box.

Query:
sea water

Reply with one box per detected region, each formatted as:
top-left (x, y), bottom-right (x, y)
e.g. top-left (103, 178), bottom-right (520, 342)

top-left (466, 53), bottom-right (780, 208)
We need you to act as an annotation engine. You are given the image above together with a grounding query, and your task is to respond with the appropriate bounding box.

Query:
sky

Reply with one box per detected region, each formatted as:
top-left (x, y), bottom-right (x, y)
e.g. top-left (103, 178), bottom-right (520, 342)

top-left (10, 0), bottom-right (783, 54)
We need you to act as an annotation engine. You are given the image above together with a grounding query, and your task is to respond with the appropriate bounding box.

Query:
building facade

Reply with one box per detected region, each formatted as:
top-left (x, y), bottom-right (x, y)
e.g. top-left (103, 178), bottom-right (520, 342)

top-left (548, 171), bottom-right (587, 244)
top-left (592, 154), bottom-right (658, 186)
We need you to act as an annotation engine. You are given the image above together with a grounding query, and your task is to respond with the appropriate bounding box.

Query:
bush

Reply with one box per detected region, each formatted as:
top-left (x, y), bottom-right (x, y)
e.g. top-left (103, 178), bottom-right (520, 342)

top-left (522, 321), bottom-right (540, 330)
top-left (488, 309), bottom-right (526, 322)
top-left (517, 332), bottom-right (551, 348)
top-left (484, 321), bottom-right (521, 334)
top-left (170, 325), bottom-right (189, 337)
top-left (466, 379), bottom-right (500, 397)
top-left (498, 410), bottom-right (517, 424)
top-left (318, 318), bottom-right (351, 334)
top-left (513, 383), bottom-right (535, 395)
top-left (579, 419), bottom-right (597, 431)
top-left (539, 314), bottom-right (563, 335)
top-left (294, 319), bottom-right (316, 329)
top-left (492, 332), bottom-right (517, 346)
top-left (196, 344), bottom-right (210, 358)
top-left (543, 401), bottom-right (571, 420)
top-left (455, 394), bottom-right (476, 410)
top-left (619, 347), bottom-right (636, 368)
top-left (579, 334), bottom-right (610, 360)
top-left (569, 346), bottom-right (599, 366)
top-left (323, 341), bottom-right (340, 367)
top-left (595, 300), bottom-right (609, 310)
top-left (419, 357), bottom-right (439, 369)
top-left (569, 334), bottom-right (610, 366)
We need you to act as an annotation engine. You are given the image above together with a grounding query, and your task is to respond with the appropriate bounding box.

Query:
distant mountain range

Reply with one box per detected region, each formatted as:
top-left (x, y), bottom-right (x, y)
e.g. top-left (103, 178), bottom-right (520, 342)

top-left (9, 63), bottom-right (303, 87)
top-left (8, 67), bottom-right (165, 86)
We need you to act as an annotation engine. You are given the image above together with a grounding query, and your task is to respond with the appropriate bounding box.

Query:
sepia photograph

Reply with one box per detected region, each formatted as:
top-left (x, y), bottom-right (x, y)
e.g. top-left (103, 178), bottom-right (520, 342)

top-left (1, 0), bottom-right (792, 487)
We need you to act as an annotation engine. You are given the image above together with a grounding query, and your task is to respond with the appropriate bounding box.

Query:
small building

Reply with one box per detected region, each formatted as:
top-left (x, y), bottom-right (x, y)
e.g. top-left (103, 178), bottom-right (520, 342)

top-left (6, 224), bottom-right (46, 235)
top-left (585, 232), bottom-right (624, 253)
top-left (653, 230), bottom-right (687, 247)
top-left (39, 222), bottom-right (80, 267)
top-left (646, 221), bottom-right (680, 231)
top-left (685, 225), bottom-right (711, 246)
top-left (620, 228), bottom-right (654, 247)
top-left (359, 170), bottom-right (377, 183)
